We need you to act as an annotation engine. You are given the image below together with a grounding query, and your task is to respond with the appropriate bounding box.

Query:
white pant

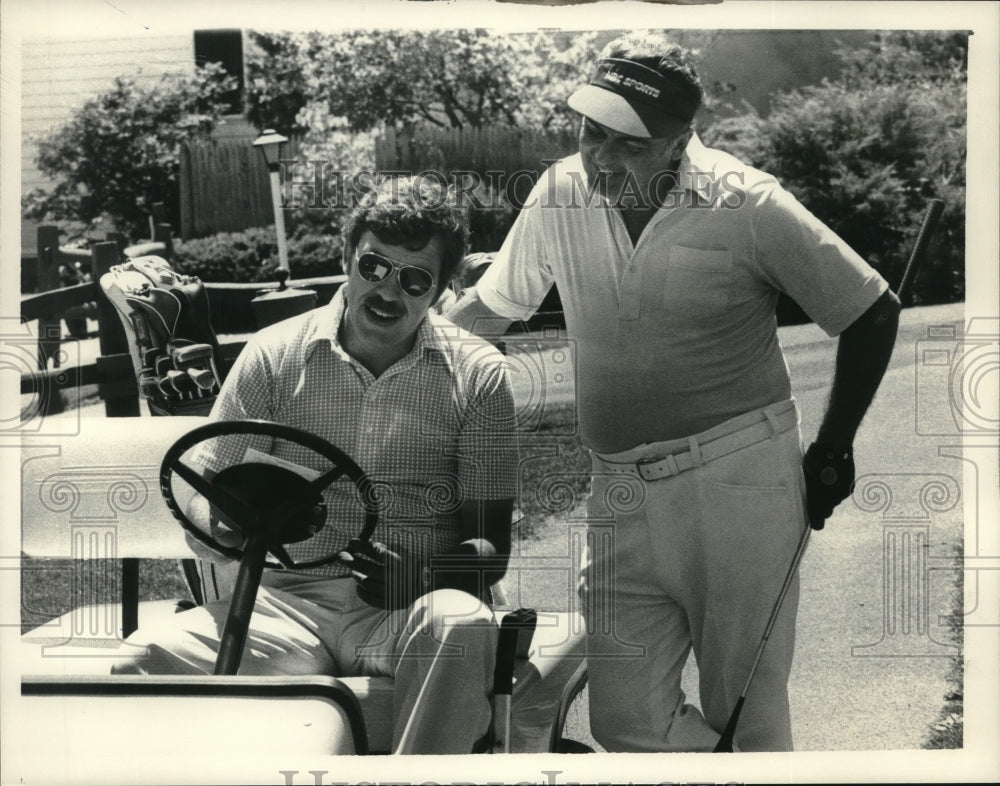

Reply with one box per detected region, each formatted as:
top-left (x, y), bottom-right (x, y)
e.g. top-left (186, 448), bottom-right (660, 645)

top-left (582, 401), bottom-right (807, 752)
top-left (112, 575), bottom-right (497, 754)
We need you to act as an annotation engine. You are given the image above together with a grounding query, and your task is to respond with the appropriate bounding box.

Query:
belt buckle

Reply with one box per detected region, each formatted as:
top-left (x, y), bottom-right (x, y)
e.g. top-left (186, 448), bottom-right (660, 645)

top-left (636, 455), bottom-right (672, 480)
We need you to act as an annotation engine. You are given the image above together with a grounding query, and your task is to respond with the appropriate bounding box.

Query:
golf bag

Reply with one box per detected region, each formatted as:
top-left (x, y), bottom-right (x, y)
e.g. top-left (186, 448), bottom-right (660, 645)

top-left (100, 256), bottom-right (227, 417)
top-left (100, 255), bottom-right (236, 605)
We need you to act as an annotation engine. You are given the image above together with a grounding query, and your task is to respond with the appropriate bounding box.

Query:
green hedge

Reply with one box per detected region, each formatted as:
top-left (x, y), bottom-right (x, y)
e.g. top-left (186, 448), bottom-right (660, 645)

top-left (172, 227), bottom-right (343, 283)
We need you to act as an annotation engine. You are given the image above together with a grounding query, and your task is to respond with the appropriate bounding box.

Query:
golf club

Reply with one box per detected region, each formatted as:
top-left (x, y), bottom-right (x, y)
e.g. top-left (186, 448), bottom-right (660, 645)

top-left (491, 608), bottom-right (537, 753)
top-left (713, 198), bottom-right (945, 753)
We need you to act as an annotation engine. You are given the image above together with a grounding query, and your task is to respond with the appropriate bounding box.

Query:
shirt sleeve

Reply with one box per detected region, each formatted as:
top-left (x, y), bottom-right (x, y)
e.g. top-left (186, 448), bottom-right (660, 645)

top-left (192, 338), bottom-right (276, 475)
top-left (456, 358), bottom-right (519, 502)
top-left (477, 177), bottom-right (556, 321)
top-left (751, 183), bottom-right (889, 336)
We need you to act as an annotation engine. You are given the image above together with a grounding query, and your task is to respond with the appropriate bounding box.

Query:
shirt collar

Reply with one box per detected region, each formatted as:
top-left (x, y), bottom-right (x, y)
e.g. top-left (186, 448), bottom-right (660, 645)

top-left (304, 286), bottom-right (441, 368)
top-left (676, 132), bottom-right (718, 203)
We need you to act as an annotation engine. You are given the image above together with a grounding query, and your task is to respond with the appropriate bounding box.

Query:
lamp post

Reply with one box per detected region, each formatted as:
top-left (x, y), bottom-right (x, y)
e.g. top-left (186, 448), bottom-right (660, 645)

top-left (250, 129), bottom-right (316, 329)
top-left (253, 129), bottom-right (290, 273)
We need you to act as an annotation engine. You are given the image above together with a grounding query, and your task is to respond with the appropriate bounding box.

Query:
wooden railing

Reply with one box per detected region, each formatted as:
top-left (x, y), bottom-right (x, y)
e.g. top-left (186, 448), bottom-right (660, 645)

top-left (20, 224), bottom-right (347, 418)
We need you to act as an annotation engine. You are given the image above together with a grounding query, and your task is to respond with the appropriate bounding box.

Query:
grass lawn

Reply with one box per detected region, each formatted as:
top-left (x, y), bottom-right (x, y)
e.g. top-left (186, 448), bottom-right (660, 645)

top-left (921, 543), bottom-right (964, 749)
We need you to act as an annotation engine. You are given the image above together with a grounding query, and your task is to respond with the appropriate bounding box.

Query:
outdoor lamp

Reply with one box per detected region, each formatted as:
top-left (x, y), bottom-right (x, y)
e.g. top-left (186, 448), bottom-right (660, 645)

top-left (253, 128), bottom-right (290, 272)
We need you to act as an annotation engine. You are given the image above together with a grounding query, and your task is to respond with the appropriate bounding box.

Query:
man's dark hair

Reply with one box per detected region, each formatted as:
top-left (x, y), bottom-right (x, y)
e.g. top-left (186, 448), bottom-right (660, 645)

top-left (344, 176), bottom-right (470, 295)
top-left (601, 32), bottom-right (704, 113)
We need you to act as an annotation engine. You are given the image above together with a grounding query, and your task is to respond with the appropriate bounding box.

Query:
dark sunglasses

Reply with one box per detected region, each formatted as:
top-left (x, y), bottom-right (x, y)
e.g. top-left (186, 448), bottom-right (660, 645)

top-left (356, 251), bottom-right (436, 297)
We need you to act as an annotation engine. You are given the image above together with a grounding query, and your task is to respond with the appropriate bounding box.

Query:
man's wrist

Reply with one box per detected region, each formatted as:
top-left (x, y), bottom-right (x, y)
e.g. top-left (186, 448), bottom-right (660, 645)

top-left (809, 440), bottom-right (853, 456)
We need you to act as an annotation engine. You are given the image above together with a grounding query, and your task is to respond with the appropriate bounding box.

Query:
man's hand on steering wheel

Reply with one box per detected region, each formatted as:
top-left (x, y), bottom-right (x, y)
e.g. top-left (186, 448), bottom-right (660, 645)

top-left (339, 539), bottom-right (430, 611)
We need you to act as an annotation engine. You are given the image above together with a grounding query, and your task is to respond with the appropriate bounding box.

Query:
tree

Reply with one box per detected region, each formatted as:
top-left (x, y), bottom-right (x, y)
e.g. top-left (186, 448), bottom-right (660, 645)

top-left (244, 29), bottom-right (597, 136)
top-left (245, 30), bottom-right (597, 247)
top-left (701, 31), bottom-right (967, 307)
top-left (245, 31), bottom-right (323, 137)
top-left (24, 65), bottom-right (236, 240)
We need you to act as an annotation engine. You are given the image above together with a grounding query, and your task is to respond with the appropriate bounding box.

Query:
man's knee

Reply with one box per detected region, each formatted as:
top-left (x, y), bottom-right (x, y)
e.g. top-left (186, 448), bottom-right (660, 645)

top-left (417, 589), bottom-right (495, 626)
top-left (405, 589), bottom-right (497, 656)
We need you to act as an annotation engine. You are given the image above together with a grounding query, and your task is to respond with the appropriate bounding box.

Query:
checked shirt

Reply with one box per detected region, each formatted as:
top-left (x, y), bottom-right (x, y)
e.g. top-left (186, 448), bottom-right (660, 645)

top-left (193, 287), bottom-right (518, 576)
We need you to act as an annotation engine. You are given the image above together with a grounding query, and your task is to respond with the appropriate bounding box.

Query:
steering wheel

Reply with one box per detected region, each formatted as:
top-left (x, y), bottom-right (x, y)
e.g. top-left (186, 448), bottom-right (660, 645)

top-left (160, 419), bottom-right (378, 570)
top-left (160, 420), bottom-right (379, 675)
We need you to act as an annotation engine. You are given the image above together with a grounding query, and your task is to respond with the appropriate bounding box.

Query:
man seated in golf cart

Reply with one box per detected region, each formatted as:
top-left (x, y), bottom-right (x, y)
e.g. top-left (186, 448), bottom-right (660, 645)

top-left (113, 176), bottom-right (518, 755)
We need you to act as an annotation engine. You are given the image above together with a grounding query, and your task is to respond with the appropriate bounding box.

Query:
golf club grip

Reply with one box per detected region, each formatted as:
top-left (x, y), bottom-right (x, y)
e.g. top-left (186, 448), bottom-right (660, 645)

top-left (493, 609), bottom-right (537, 696)
top-left (897, 199), bottom-right (944, 305)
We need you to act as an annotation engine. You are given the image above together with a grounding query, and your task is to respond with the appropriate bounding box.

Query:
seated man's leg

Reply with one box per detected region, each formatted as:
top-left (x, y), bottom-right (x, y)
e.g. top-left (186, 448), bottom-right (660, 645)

top-left (349, 588), bottom-right (498, 755)
top-left (110, 578), bottom-right (349, 676)
top-left (583, 469), bottom-right (721, 752)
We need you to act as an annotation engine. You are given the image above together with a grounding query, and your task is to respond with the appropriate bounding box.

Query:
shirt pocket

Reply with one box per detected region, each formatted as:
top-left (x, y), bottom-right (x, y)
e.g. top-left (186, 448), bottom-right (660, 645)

top-left (659, 246), bottom-right (734, 313)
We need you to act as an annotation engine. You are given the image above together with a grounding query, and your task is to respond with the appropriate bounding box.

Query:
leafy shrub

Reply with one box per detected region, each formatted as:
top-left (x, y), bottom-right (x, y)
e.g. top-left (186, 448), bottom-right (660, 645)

top-left (23, 65), bottom-right (236, 241)
top-left (173, 227), bottom-right (343, 283)
top-left (701, 32), bottom-right (967, 307)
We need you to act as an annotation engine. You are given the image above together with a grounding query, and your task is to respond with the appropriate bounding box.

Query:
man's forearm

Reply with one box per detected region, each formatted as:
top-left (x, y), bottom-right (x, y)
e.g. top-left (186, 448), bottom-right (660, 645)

top-left (443, 288), bottom-right (514, 340)
top-left (430, 499), bottom-right (513, 597)
top-left (816, 289), bottom-right (901, 445)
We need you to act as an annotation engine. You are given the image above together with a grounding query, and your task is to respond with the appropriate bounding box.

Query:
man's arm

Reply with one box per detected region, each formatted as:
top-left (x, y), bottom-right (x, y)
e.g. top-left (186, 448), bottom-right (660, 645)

top-left (430, 499), bottom-right (514, 599)
top-left (818, 289), bottom-right (901, 443)
top-left (181, 471), bottom-right (243, 563)
top-left (805, 288), bottom-right (901, 528)
top-left (443, 287), bottom-right (515, 341)
top-left (343, 500), bottom-right (514, 609)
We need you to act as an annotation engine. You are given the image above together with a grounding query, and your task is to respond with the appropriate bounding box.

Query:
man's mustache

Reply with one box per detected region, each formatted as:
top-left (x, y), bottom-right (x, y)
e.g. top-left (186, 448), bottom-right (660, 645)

top-left (363, 294), bottom-right (406, 317)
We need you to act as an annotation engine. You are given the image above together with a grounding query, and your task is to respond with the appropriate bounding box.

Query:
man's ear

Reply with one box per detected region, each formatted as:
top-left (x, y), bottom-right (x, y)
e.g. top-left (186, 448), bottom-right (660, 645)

top-left (342, 245), bottom-right (353, 275)
top-left (666, 126), bottom-right (693, 163)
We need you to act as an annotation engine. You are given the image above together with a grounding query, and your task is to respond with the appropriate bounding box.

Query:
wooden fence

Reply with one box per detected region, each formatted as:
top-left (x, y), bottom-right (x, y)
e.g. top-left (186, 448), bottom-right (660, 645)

top-left (179, 136), bottom-right (302, 240)
top-left (178, 126), bottom-right (577, 241)
top-left (375, 125), bottom-right (577, 204)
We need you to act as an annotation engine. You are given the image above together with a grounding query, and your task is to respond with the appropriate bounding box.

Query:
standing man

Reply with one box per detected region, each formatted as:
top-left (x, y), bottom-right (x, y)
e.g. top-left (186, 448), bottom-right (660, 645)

top-left (115, 177), bottom-right (519, 755)
top-left (446, 33), bottom-right (900, 752)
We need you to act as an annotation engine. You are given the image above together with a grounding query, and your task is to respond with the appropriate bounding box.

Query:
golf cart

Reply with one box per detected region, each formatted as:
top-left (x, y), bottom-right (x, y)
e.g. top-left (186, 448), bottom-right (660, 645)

top-left (16, 258), bottom-right (589, 782)
top-left (18, 414), bottom-right (589, 774)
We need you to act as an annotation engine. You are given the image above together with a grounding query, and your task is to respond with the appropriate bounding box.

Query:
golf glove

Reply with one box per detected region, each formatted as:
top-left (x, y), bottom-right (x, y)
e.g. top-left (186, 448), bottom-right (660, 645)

top-left (340, 539), bottom-right (430, 610)
top-left (802, 442), bottom-right (855, 530)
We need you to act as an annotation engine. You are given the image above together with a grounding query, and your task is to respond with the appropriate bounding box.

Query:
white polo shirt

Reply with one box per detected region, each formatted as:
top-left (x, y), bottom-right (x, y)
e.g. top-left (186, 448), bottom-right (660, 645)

top-left (478, 136), bottom-right (888, 452)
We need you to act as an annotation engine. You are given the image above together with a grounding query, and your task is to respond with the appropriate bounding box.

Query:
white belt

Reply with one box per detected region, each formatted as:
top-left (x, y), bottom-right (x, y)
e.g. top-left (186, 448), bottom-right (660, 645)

top-left (593, 401), bottom-right (798, 482)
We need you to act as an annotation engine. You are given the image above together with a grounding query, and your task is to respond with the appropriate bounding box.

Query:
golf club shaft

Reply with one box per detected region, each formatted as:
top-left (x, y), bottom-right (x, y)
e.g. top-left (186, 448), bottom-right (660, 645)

top-left (897, 199), bottom-right (944, 306)
top-left (739, 524), bottom-right (811, 700)
top-left (713, 524), bottom-right (810, 753)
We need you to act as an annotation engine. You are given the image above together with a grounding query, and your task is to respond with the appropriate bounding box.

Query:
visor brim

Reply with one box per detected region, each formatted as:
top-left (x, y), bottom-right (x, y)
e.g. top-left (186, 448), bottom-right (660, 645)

top-left (568, 85), bottom-right (653, 139)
